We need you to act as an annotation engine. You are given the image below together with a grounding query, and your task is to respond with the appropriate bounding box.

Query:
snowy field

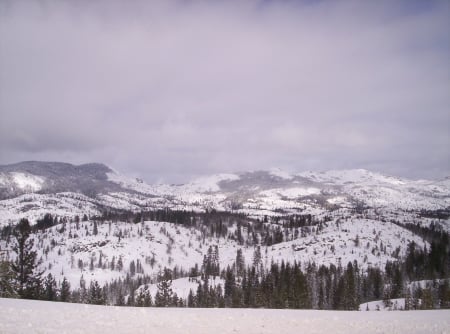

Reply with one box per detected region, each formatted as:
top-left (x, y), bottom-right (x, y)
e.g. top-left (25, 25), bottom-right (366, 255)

top-left (0, 298), bottom-right (449, 334)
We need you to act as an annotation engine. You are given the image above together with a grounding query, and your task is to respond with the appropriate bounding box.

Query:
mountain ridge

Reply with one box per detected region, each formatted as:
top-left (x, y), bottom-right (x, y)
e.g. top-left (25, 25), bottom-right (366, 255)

top-left (0, 161), bottom-right (449, 227)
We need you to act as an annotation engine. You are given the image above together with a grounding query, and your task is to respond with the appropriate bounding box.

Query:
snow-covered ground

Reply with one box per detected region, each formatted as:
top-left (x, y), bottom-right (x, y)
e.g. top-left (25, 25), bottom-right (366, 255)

top-left (0, 298), bottom-right (448, 334)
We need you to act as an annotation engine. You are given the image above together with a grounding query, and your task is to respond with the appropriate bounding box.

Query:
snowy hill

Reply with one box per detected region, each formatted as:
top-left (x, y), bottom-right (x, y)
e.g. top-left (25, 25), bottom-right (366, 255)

top-left (0, 213), bottom-right (432, 290)
top-left (0, 161), bottom-right (122, 200)
top-left (0, 161), bottom-right (449, 227)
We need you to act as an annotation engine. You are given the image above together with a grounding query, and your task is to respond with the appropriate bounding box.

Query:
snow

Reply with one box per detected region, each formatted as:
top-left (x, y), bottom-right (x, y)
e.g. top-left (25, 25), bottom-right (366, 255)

top-left (298, 169), bottom-right (405, 185)
top-left (0, 298), bottom-right (448, 334)
top-left (327, 196), bottom-right (348, 205)
top-left (297, 169), bottom-right (450, 211)
top-left (269, 168), bottom-right (294, 180)
top-left (265, 217), bottom-right (427, 270)
top-left (184, 174), bottom-right (240, 192)
top-left (0, 192), bottom-right (101, 227)
top-left (11, 172), bottom-right (44, 191)
top-left (107, 171), bottom-right (240, 194)
top-left (360, 298), bottom-right (408, 311)
top-left (260, 187), bottom-right (321, 199)
top-left (136, 276), bottom-right (225, 301)
top-left (0, 173), bottom-right (7, 186)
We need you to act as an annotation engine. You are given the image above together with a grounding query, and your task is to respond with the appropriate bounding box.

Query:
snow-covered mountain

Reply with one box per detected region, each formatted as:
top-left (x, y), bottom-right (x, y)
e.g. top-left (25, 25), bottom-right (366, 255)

top-left (1, 161), bottom-right (448, 308)
top-left (0, 161), bottom-right (122, 200)
top-left (0, 162), bottom-right (449, 227)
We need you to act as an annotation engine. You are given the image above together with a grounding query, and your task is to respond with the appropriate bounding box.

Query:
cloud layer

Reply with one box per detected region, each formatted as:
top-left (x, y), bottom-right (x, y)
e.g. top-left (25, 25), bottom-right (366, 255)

top-left (1, 0), bottom-right (449, 182)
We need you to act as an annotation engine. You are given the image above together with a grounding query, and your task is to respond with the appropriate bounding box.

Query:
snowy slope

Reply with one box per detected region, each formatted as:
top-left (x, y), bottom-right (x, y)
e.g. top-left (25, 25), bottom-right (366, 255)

top-left (0, 192), bottom-right (102, 225)
top-left (1, 298), bottom-right (449, 334)
top-left (0, 212), bottom-right (431, 290)
top-left (0, 172), bottom-right (44, 197)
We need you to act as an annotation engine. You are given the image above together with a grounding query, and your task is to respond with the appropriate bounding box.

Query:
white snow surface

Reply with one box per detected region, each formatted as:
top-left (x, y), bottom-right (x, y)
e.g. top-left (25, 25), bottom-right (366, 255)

top-left (183, 173), bottom-right (241, 192)
top-left (269, 168), bottom-right (294, 180)
top-left (0, 172), bottom-right (45, 193)
top-left (11, 172), bottom-right (44, 191)
top-left (260, 186), bottom-right (321, 199)
top-left (0, 298), bottom-right (448, 334)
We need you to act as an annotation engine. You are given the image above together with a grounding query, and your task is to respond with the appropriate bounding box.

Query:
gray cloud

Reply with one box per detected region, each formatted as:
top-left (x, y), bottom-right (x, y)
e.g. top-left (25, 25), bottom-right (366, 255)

top-left (1, 0), bottom-right (449, 182)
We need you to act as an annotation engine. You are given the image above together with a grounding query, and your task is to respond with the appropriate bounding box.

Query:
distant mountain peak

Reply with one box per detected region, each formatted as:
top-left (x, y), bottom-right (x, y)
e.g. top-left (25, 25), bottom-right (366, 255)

top-left (0, 161), bottom-right (117, 200)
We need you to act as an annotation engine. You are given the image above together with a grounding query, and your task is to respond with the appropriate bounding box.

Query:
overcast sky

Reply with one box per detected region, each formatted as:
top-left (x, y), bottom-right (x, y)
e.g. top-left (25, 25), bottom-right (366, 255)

top-left (0, 0), bottom-right (449, 183)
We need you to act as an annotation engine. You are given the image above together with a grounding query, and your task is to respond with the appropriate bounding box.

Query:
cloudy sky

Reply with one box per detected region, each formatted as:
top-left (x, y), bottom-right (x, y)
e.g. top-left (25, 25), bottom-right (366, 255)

top-left (0, 0), bottom-right (449, 182)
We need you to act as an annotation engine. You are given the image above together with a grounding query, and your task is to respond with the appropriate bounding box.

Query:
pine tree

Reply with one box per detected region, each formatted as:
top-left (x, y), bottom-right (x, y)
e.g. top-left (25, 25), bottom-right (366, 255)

top-left (11, 218), bottom-right (43, 299)
top-left (224, 265), bottom-right (235, 307)
top-left (60, 277), bottom-right (71, 302)
top-left (421, 287), bottom-right (434, 309)
top-left (253, 246), bottom-right (262, 268)
top-left (117, 256), bottom-right (123, 272)
top-left (404, 288), bottom-right (412, 310)
top-left (187, 289), bottom-right (195, 307)
top-left (116, 289), bottom-right (125, 306)
top-left (0, 259), bottom-right (16, 297)
top-left (88, 280), bottom-right (105, 305)
top-left (155, 279), bottom-right (173, 307)
top-left (93, 221), bottom-right (98, 236)
top-left (154, 268), bottom-right (174, 307)
top-left (136, 286), bottom-right (152, 307)
top-left (79, 275), bottom-right (87, 303)
top-left (235, 249), bottom-right (245, 277)
top-left (43, 273), bottom-right (57, 301)
top-left (129, 260), bottom-right (136, 276)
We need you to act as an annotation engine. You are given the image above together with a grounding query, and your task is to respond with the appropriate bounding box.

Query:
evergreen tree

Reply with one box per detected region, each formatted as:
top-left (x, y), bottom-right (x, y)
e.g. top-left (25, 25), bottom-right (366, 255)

top-left (93, 221), bottom-right (98, 236)
top-left (117, 256), bottom-right (123, 272)
top-left (187, 289), bottom-right (195, 307)
top-left (253, 246), bottom-right (262, 268)
top-left (155, 269), bottom-right (173, 307)
top-left (420, 287), bottom-right (434, 309)
top-left (129, 260), bottom-right (136, 276)
top-left (224, 265), bottom-right (235, 307)
top-left (79, 275), bottom-right (87, 303)
top-left (438, 280), bottom-right (450, 309)
top-left (43, 273), bottom-right (57, 301)
top-left (0, 259), bottom-right (16, 297)
top-left (136, 286), bottom-right (152, 307)
top-left (88, 280), bottom-right (104, 305)
top-left (235, 249), bottom-right (245, 277)
top-left (60, 277), bottom-right (71, 302)
top-left (116, 290), bottom-right (125, 306)
top-left (11, 218), bottom-right (43, 299)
